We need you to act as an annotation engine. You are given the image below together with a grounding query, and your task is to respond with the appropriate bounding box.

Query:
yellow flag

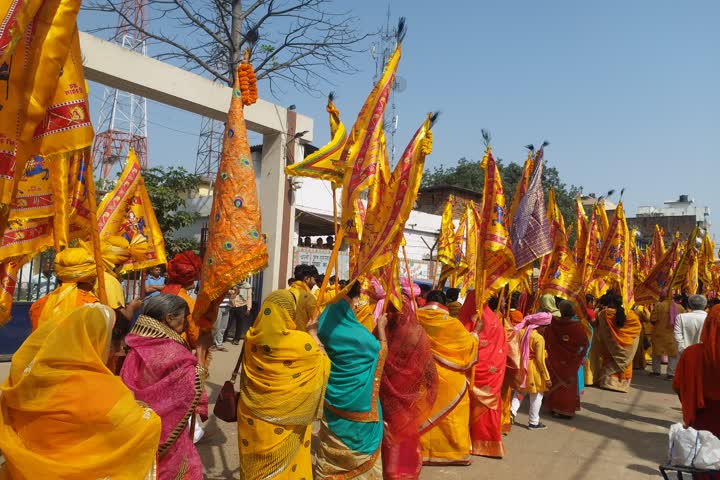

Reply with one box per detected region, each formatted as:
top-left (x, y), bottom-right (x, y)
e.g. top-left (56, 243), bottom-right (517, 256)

top-left (338, 27), bottom-right (403, 244)
top-left (459, 202), bottom-right (478, 299)
top-left (284, 93), bottom-right (347, 186)
top-left (592, 203), bottom-right (633, 307)
top-left (436, 196), bottom-right (455, 267)
top-left (367, 126), bottom-right (390, 212)
top-left (352, 116), bottom-right (432, 281)
top-left (538, 189), bottom-right (582, 302)
top-left (95, 150), bottom-right (167, 274)
top-left (698, 231), bottom-right (715, 289)
top-left (476, 147), bottom-right (515, 304)
top-left (0, 1), bottom-right (86, 236)
top-left (670, 227), bottom-right (700, 294)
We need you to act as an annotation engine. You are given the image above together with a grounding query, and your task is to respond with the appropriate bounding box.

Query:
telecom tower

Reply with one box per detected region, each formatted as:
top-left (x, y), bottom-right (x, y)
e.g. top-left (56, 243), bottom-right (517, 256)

top-left (194, 117), bottom-right (224, 178)
top-left (370, 7), bottom-right (405, 164)
top-left (92, 0), bottom-right (149, 179)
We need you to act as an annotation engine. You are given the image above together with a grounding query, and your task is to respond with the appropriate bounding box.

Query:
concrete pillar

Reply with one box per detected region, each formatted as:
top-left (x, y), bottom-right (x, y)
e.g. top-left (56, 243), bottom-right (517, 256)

top-left (259, 131), bottom-right (295, 299)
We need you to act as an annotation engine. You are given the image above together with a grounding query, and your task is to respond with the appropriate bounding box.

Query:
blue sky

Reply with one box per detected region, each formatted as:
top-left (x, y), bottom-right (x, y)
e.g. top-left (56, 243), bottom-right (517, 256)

top-left (79, 0), bottom-right (720, 236)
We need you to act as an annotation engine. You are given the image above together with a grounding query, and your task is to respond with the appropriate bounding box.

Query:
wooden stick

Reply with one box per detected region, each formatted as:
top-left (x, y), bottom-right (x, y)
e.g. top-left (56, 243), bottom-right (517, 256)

top-left (401, 243), bottom-right (417, 308)
top-left (85, 153), bottom-right (108, 305)
top-left (332, 188), bottom-right (340, 290)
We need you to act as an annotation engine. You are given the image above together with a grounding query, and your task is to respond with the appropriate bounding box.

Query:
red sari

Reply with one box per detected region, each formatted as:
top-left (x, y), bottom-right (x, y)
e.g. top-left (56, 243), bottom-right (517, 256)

top-left (542, 316), bottom-right (590, 417)
top-left (460, 295), bottom-right (508, 458)
top-left (673, 305), bottom-right (720, 436)
top-left (380, 299), bottom-right (438, 479)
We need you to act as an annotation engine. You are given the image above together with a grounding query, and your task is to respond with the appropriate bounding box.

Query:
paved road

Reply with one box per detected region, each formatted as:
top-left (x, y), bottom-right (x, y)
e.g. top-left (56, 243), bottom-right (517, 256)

top-left (0, 342), bottom-right (680, 479)
top-left (197, 343), bottom-right (680, 480)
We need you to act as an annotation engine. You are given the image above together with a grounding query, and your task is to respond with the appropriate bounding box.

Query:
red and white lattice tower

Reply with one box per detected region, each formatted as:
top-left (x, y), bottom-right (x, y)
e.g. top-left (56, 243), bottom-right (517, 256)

top-left (91, 0), bottom-right (149, 179)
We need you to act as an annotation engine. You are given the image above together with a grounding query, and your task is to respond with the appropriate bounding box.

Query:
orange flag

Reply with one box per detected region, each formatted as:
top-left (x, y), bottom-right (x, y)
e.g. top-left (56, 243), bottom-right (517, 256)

top-left (507, 149), bottom-right (534, 228)
top-left (193, 56), bottom-right (268, 332)
top-left (650, 224), bottom-right (666, 265)
top-left (634, 238), bottom-right (680, 305)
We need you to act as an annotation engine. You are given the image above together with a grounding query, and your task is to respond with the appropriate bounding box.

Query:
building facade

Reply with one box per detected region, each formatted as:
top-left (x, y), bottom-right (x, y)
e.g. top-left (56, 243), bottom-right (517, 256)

top-left (628, 194), bottom-right (711, 245)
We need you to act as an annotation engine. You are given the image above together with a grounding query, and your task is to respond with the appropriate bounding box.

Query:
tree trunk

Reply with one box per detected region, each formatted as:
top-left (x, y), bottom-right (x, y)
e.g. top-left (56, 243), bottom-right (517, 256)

top-left (230, 0), bottom-right (244, 86)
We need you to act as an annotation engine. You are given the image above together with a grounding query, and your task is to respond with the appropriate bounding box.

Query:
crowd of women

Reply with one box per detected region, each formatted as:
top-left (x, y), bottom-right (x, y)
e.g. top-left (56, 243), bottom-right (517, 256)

top-left (0, 248), bottom-right (718, 479)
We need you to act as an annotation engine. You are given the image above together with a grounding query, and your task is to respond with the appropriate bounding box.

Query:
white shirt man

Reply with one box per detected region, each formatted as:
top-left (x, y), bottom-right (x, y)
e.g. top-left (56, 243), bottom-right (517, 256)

top-left (673, 294), bottom-right (708, 356)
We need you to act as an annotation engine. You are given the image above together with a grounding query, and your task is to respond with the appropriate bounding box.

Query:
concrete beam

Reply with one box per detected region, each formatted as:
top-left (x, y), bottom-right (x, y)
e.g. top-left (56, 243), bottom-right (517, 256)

top-left (79, 32), bottom-right (313, 141)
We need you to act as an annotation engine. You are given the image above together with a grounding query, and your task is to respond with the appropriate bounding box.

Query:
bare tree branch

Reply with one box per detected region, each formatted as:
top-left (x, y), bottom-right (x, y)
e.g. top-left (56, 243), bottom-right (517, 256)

top-left (83, 0), bottom-right (372, 95)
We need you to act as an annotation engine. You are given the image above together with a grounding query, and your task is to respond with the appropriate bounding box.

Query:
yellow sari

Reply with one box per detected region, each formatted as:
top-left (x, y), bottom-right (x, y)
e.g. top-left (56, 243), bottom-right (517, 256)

top-left (354, 302), bottom-right (377, 332)
top-left (417, 303), bottom-right (478, 465)
top-left (0, 304), bottom-right (161, 479)
top-left (289, 281), bottom-right (316, 332)
top-left (238, 290), bottom-right (330, 480)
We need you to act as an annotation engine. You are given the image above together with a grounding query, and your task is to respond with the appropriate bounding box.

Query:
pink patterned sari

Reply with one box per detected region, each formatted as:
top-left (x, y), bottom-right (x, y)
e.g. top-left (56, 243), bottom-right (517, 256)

top-left (121, 315), bottom-right (209, 480)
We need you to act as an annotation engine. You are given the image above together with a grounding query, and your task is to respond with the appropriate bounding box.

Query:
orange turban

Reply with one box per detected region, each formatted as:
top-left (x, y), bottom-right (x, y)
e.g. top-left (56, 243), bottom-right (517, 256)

top-left (167, 251), bottom-right (202, 286)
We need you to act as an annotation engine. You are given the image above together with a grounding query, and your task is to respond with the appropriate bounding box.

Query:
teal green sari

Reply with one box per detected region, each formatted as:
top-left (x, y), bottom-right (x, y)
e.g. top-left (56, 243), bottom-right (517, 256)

top-left (317, 298), bottom-right (386, 455)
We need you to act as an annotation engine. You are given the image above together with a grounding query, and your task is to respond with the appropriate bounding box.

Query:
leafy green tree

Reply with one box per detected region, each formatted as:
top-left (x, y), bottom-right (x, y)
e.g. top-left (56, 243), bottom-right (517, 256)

top-left (142, 167), bottom-right (201, 233)
top-left (141, 166), bottom-right (203, 257)
top-left (422, 156), bottom-right (582, 243)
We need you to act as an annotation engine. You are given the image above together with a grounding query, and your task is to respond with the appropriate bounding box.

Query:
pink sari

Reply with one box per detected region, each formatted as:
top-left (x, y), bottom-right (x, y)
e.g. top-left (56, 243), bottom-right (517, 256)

top-left (121, 315), bottom-right (209, 480)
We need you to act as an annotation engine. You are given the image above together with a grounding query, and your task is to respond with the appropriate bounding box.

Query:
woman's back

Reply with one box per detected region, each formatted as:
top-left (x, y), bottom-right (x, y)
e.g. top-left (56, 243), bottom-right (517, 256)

top-left (0, 305), bottom-right (161, 479)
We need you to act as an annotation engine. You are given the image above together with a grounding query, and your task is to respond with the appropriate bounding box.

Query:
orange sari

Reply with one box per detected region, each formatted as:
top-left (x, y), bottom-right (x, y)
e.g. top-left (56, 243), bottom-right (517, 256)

top-left (29, 285), bottom-right (98, 331)
top-left (595, 308), bottom-right (641, 393)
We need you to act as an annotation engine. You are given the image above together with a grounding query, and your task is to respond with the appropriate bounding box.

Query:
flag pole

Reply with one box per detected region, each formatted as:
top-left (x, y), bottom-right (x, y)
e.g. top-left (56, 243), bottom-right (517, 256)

top-left (85, 152), bottom-right (108, 305)
top-left (332, 187), bottom-right (340, 289)
top-left (402, 242), bottom-right (417, 308)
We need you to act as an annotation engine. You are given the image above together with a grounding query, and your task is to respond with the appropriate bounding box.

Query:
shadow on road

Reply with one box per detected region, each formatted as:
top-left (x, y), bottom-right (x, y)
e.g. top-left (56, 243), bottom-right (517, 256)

top-left (197, 380), bottom-right (241, 479)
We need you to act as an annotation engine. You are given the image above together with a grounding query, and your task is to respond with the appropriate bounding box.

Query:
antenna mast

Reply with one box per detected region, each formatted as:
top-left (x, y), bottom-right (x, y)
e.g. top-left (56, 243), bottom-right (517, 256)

top-left (92, 0), bottom-right (149, 178)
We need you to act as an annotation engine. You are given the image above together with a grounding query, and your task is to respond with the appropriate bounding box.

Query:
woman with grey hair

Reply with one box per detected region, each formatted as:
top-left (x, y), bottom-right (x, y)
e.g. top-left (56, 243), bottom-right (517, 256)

top-left (121, 294), bottom-right (209, 479)
top-left (674, 294), bottom-right (708, 357)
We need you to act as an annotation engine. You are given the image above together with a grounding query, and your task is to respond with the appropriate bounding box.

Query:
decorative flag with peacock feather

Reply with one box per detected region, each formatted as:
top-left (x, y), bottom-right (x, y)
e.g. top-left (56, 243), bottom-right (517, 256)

top-left (193, 49), bottom-right (268, 333)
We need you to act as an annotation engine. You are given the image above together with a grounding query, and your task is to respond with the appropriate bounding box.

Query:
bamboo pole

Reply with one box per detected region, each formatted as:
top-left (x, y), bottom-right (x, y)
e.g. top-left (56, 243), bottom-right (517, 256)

top-left (401, 243), bottom-right (417, 308)
top-left (85, 154), bottom-right (107, 305)
top-left (332, 188), bottom-right (340, 290)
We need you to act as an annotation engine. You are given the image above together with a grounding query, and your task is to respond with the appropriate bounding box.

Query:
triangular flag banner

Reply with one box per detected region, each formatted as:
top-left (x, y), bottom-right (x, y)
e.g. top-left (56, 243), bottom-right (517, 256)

top-left (96, 149), bottom-right (166, 274)
top-left (193, 57), bottom-right (268, 332)
top-left (285, 94), bottom-right (347, 185)
top-left (476, 146), bottom-right (516, 303)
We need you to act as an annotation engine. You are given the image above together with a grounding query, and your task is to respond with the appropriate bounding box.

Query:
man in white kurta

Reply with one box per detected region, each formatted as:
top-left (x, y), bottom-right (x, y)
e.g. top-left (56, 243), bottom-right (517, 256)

top-left (673, 294), bottom-right (708, 356)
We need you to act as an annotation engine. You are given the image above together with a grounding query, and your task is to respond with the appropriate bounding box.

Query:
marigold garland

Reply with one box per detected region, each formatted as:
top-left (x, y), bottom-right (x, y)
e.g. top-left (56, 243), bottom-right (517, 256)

top-left (238, 62), bottom-right (258, 106)
top-left (421, 130), bottom-right (433, 155)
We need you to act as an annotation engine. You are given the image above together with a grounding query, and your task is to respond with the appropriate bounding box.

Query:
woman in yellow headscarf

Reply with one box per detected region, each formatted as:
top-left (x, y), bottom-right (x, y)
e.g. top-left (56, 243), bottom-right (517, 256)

top-left (0, 304), bottom-right (161, 479)
top-left (238, 289), bottom-right (330, 480)
top-left (28, 247), bottom-right (99, 331)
